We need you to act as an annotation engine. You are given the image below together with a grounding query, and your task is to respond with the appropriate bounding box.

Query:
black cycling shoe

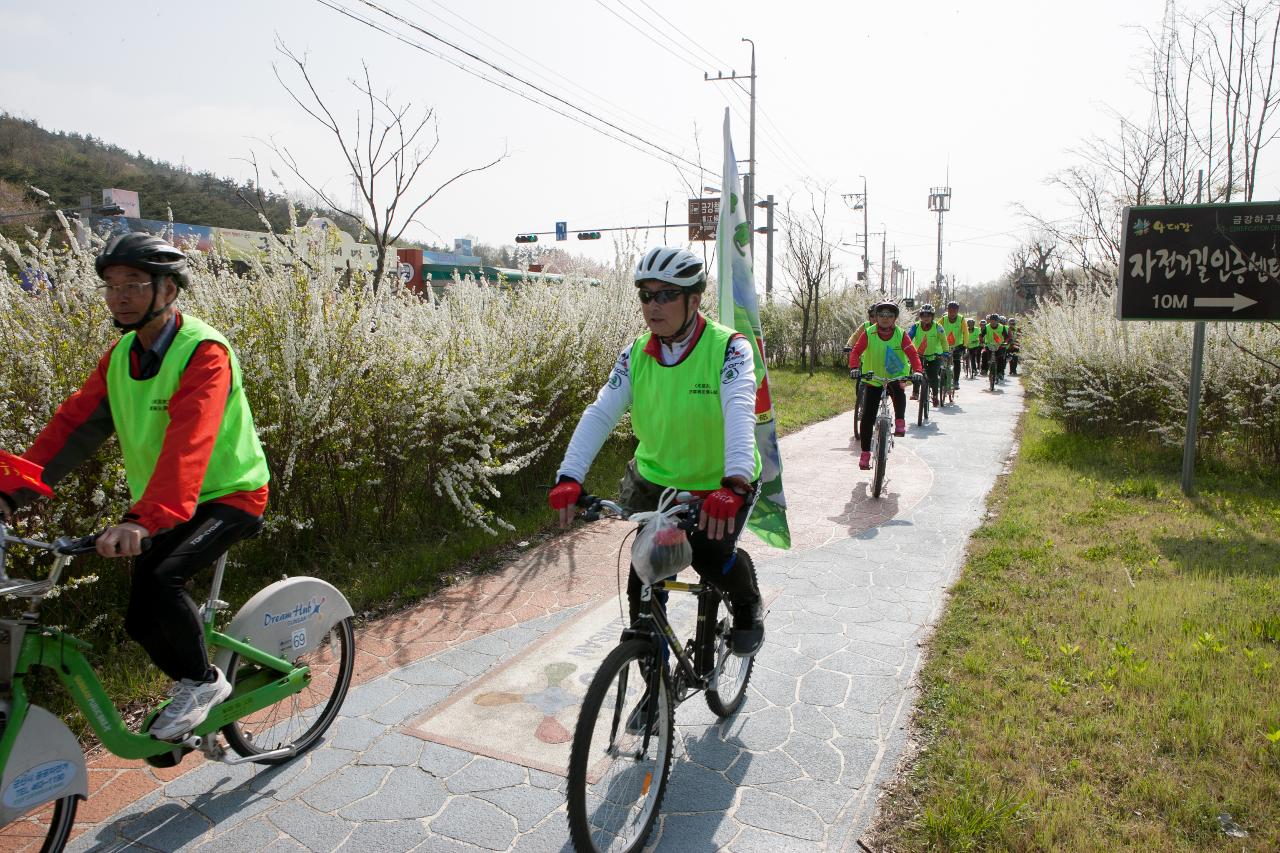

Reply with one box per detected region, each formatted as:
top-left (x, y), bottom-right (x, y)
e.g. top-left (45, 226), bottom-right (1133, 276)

top-left (731, 601), bottom-right (765, 657)
top-left (624, 687), bottom-right (660, 736)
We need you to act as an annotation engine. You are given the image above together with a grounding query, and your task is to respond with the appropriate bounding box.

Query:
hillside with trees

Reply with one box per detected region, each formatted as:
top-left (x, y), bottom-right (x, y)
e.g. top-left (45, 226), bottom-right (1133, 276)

top-left (0, 113), bottom-right (361, 238)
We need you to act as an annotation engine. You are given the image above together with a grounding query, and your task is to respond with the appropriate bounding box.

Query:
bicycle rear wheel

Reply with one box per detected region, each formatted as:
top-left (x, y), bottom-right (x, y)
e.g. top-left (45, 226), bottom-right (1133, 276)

top-left (568, 640), bottom-right (673, 853)
top-left (872, 421), bottom-right (889, 498)
top-left (222, 616), bottom-right (355, 764)
top-left (24, 795), bottom-right (77, 853)
top-left (705, 551), bottom-right (757, 718)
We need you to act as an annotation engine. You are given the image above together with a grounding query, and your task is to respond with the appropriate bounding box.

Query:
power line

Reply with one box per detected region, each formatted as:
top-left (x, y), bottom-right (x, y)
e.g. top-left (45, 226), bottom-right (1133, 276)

top-left (312, 0), bottom-right (703, 174)
top-left (346, 0), bottom-right (705, 171)
top-left (395, 0), bottom-right (693, 155)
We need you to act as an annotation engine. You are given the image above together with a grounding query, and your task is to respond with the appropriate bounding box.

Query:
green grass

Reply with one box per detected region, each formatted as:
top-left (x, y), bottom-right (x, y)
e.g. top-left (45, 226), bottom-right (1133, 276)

top-left (869, 403), bottom-right (1280, 852)
top-left (767, 365), bottom-right (853, 436)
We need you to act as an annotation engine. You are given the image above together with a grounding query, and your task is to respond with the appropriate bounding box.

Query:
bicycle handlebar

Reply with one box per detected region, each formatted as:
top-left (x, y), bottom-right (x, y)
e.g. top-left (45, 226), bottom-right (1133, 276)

top-left (575, 492), bottom-right (702, 530)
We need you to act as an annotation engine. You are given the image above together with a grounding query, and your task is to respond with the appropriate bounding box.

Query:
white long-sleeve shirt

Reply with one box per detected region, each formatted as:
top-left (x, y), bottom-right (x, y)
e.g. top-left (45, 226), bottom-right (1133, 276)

top-left (557, 320), bottom-right (758, 486)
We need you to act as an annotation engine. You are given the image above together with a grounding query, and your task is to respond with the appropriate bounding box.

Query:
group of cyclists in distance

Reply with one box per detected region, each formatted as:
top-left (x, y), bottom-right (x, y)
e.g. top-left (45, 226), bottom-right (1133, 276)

top-left (845, 299), bottom-right (1020, 470)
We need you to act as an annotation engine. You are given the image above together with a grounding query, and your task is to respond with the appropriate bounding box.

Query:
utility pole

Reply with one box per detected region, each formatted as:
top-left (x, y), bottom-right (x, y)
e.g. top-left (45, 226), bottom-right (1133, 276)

top-left (756, 194), bottom-right (775, 301)
top-left (841, 176), bottom-right (870, 286)
top-left (705, 38), bottom-right (757, 260)
top-left (880, 229), bottom-right (887, 293)
top-left (927, 185), bottom-right (952, 300)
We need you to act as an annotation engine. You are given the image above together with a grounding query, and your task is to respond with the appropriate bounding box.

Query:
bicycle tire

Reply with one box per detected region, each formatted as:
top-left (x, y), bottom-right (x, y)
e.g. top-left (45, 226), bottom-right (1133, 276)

top-left (30, 795), bottom-right (78, 853)
top-left (989, 360), bottom-right (997, 392)
top-left (917, 383), bottom-right (928, 425)
top-left (568, 639), bottom-right (673, 853)
top-left (872, 421), bottom-right (889, 498)
top-left (222, 616), bottom-right (355, 764)
top-left (705, 551), bottom-right (757, 718)
top-left (853, 382), bottom-right (864, 441)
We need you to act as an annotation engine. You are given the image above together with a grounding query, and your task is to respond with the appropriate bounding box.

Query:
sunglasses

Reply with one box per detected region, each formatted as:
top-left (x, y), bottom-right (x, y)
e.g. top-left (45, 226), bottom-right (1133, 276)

top-left (875, 310), bottom-right (897, 318)
top-left (637, 289), bottom-right (685, 305)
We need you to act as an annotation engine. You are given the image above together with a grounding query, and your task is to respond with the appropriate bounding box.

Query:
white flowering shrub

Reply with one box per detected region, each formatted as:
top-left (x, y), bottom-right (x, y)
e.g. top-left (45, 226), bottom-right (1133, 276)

top-left (1023, 284), bottom-right (1280, 460)
top-left (1, 221), bottom-right (641, 550)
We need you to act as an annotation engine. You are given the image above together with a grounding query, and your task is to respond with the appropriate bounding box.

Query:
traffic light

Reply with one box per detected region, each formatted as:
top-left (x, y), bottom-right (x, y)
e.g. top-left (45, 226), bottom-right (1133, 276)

top-left (515, 234), bottom-right (538, 243)
top-left (577, 231), bottom-right (601, 240)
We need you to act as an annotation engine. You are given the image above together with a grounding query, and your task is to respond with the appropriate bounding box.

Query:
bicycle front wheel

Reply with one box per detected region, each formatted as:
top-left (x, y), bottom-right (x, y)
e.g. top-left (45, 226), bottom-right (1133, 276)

top-left (853, 383), bottom-right (864, 441)
top-left (567, 640), bottom-right (673, 853)
top-left (917, 385), bottom-right (928, 425)
top-left (872, 421), bottom-right (889, 498)
top-left (989, 361), bottom-right (997, 392)
top-left (222, 616), bottom-right (355, 764)
top-left (705, 551), bottom-right (758, 717)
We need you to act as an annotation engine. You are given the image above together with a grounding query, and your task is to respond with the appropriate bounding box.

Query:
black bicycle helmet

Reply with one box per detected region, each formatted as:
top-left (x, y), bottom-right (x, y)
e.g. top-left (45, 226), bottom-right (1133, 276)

top-left (946, 300), bottom-right (959, 309)
top-left (919, 303), bottom-right (935, 314)
top-left (95, 232), bottom-right (190, 289)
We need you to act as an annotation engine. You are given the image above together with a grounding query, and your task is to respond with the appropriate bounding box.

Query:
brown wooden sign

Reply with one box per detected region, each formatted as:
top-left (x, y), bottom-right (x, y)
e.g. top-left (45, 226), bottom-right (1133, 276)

top-left (688, 198), bottom-right (719, 242)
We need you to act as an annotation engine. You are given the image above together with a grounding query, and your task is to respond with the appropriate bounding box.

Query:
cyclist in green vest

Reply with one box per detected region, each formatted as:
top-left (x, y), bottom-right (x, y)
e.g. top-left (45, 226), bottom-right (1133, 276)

top-left (964, 317), bottom-right (981, 378)
top-left (939, 301), bottom-right (967, 394)
top-left (907, 304), bottom-right (949, 406)
top-left (548, 247), bottom-right (765, 657)
top-left (981, 313), bottom-right (1010, 382)
top-left (1007, 317), bottom-right (1021, 375)
top-left (0, 233), bottom-right (270, 741)
top-left (847, 301), bottom-right (924, 469)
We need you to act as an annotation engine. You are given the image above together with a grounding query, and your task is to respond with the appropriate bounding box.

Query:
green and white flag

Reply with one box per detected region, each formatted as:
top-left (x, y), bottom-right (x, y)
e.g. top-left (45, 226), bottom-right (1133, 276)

top-left (717, 109), bottom-right (791, 549)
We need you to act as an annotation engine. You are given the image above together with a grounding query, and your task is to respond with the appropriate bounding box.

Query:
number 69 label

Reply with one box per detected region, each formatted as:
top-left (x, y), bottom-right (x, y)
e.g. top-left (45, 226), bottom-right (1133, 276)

top-left (291, 628), bottom-right (307, 651)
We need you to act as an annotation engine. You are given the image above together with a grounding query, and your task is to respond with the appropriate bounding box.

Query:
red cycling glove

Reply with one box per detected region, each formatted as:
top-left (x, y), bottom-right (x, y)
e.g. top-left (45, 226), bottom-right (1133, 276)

top-left (548, 479), bottom-right (582, 510)
top-left (702, 487), bottom-right (745, 520)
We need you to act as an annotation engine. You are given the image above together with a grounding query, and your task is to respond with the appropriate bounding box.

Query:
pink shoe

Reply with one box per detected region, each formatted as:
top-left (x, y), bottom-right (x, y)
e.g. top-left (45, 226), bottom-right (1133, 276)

top-left (859, 451), bottom-right (871, 470)
top-left (894, 419), bottom-right (906, 437)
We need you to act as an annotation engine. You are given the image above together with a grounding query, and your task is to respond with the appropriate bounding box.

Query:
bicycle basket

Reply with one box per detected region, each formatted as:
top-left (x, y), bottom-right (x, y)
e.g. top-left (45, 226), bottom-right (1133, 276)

top-left (630, 488), bottom-right (692, 584)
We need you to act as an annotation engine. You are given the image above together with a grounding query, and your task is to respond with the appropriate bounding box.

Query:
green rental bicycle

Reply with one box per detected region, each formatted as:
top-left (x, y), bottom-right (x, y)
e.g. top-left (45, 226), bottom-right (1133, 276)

top-left (0, 520), bottom-right (355, 851)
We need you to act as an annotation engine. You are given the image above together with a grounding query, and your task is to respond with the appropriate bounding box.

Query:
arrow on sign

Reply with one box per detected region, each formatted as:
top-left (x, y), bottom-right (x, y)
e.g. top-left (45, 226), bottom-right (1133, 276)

top-left (1193, 293), bottom-right (1258, 311)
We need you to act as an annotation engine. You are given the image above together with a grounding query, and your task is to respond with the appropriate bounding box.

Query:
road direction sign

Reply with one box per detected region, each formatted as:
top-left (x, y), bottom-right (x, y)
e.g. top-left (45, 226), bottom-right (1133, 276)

top-left (688, 198), bottom-right (719, 242)
top-left (1118, 201), bottom-right (1280, 321)
top-left (555, 221), bottom-right (567, 241)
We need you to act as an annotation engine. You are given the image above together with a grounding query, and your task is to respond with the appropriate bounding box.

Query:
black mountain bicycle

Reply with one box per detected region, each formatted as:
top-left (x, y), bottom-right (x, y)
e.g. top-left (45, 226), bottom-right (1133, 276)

top-left (566, 494), bottom-right (758, 853)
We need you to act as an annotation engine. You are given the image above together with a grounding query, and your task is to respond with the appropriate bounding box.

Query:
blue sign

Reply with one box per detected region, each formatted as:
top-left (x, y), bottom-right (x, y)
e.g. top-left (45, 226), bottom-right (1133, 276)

top-left (555, 221), bottom-right (567, 241)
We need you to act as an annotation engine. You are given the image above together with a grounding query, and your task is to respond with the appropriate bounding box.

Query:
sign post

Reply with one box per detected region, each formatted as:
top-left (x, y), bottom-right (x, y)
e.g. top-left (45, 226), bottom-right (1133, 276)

top-left (687, 198), bottom-right (719, 242)
top-left (1118, 199), bottom-right (1280, 494)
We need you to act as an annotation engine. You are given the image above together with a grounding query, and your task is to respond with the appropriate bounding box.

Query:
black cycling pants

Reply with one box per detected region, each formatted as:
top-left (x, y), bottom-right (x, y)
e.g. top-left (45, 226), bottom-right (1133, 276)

top-left (125, 502), bottom-right (263, 682)
top-left (913, 358), bottom-right (943, 399)
top-left (620, 461), bottom-right (759, 626)
top-left (982, 348), bottom-right (1007, 378)
top-left (966, 348), bottom-right (980, 375)
top-left (859, 381), bottom-right (906, 452)
top-left (951, 347), bottom-right (965, 386)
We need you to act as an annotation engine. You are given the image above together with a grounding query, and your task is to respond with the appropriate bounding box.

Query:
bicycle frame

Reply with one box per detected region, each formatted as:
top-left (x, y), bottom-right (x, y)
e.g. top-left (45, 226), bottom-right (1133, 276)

top-left (624, 580), bottom-right (718, 698)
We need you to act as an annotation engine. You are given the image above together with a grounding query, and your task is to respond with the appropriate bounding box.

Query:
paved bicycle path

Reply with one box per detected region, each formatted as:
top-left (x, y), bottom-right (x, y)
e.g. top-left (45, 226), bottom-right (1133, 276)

top-left (24, 375), bottom-right (1022, 853)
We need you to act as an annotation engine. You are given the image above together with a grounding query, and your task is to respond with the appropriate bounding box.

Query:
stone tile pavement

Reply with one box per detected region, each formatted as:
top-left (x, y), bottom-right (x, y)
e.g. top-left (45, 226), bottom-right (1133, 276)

top-left (8, 375), bottom-right (1024, 852)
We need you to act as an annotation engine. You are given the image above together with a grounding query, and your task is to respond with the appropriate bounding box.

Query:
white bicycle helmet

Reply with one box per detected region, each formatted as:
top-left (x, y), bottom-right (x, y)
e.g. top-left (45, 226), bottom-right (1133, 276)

top-left (634, 247), bottom-right (706, 292)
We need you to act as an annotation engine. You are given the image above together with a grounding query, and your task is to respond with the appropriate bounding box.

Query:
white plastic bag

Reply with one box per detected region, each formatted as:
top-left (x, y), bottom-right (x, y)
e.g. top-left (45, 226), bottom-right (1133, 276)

top-left (630, 488), bottom-right (692, 584)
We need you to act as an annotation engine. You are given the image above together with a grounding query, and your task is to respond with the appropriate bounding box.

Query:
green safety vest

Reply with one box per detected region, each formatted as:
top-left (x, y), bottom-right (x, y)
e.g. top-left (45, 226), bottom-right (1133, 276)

top-left (940, 314), bottom-right (966, 348)
top-left (860, 326), bottom-right (911, 386)
top-left (630, 318), bottom-right (763, 491)
top-left (910, 322), bottom-right (948, 358)
top-left (965, 327), bottom-right (980, 349)
top-left (983, 324), bottom-right (1008, 347)
top-left (107, 314), bottom-right (270, 505)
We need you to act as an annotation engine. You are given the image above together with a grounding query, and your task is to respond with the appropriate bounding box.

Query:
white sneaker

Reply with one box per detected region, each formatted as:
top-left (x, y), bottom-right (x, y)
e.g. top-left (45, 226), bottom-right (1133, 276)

top-left (149, 667), bottom-right (232, 741)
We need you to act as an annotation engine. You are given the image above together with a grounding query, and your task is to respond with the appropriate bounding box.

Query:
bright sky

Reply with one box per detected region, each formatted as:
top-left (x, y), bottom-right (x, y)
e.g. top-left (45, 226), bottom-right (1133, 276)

top-left (3, 0), bottom-right (1171, 289)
